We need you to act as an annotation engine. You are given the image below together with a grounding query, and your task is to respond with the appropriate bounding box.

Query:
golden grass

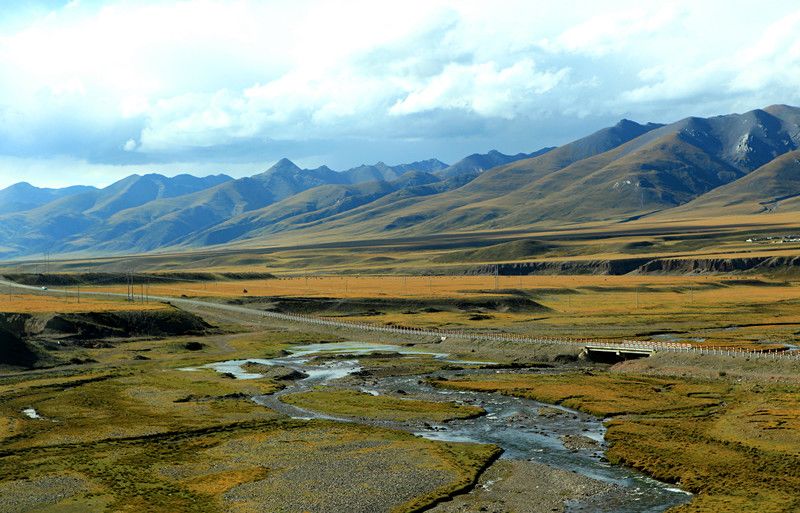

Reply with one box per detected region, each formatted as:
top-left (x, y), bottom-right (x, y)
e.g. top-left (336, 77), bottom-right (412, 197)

top-left (82, 274), bottom-right (800, 348)
top-left (432, 372), bottom-right (724, 417)
top-left (184, 467), bottom-right (270, 495)
top-left (82, 274), bottom-right (756, 299)
top-left (432, 372), bottom-right (800, 513)
top-left (4, 207), bottom-right (797, 278)
top-left (0, 293), bottom-right (167, 313)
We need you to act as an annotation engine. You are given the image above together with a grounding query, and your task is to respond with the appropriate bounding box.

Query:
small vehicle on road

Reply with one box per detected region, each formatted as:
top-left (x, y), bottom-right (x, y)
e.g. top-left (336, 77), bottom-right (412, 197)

top-left (40, 286), bottom-right (48, 290)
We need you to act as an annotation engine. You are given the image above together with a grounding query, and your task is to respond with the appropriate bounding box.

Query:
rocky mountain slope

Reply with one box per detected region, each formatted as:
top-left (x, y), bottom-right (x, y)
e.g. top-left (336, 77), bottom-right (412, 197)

top-left (1, 105), bottom-right (798, 258)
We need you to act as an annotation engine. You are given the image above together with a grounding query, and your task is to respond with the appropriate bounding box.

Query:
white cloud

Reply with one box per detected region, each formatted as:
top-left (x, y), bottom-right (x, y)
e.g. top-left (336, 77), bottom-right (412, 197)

top-left (552, 4), bottom-right (681, 56)
top-left (390, 60), bottom-right (569, 118)
top-left (615, 5), bottom-right (800, 110)
top-left (0, 0), bottom-right (800, 185)
top-left (728, 10), bottom-right (800, 92)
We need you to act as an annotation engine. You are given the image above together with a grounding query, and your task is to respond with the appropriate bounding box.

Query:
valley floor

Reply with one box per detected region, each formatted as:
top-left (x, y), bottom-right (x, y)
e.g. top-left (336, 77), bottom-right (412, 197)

top-left (1, 268), bottom-right (799, 512)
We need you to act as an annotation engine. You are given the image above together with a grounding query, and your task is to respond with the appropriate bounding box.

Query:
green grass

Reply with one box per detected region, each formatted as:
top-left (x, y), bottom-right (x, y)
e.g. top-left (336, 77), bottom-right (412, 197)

top-left (0, 419), bottom-right (500, 513)
top-left (431, 371), bottom-right (800, 513)
top-left (281, 388), bottom-right (485, 422)
top-left (0, 325), bottom-right (500, 512)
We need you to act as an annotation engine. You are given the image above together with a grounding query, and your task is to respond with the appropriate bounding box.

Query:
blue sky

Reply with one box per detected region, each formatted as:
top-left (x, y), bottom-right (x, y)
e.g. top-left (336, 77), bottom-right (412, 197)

top-left (1, 0), bottom-right (799, 188)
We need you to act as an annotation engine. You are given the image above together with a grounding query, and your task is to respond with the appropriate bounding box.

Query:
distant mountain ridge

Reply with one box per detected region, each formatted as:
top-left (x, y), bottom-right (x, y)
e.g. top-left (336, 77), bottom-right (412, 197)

top-left (1, 104), bottom-right (799, 258)
top-left (434, 148), bottom-right (555, 180)
top-left (0, 182), bottom-right (97, 215)
top-left (0, 157), bottom-right (460, 256)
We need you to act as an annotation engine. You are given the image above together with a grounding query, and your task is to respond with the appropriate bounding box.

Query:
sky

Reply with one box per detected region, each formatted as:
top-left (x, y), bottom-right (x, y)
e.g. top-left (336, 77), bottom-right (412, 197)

top-left (1, 0), bottom-right (799, 189)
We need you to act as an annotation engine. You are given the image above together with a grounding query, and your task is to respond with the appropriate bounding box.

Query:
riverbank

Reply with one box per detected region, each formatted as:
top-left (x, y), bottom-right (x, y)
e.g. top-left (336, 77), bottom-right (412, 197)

top-left (431, 368), bottom-right (800, 512)
top-left (430, 459), bottom-right (614, 513)
top-left (199, 342), bottom-right (690, 512)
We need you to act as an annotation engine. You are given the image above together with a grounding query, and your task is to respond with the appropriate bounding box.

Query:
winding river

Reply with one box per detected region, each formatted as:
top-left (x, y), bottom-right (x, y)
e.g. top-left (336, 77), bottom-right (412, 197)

top-left (194, 342), bottom-right (691, 512)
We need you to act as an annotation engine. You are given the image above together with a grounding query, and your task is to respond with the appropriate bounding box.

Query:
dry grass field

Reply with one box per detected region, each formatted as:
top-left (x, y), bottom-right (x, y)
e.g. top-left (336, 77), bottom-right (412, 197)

top-left (2, 209), bottom-right (798, 277)
top-left (80, 274), bottom-right (800, 349)
top-left (0, 293), bottom-right (167, 313)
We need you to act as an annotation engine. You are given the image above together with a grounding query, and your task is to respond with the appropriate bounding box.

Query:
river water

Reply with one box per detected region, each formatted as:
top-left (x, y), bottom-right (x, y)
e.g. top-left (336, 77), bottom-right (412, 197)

top-left (194, 342), bottom-right (691, 512)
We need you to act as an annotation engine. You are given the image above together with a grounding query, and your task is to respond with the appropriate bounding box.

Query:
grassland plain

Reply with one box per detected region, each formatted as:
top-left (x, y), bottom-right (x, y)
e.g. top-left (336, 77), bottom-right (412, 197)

top-left (79, 273), bottom-right (800, 348)
top-left (0, 321), bottom-right (502, 513)
top-left (2, 208), bottom-right (798, 277)
top-left (430, 370), bottom-right (800, 512)
top-left (0, 293), bottom-right (168, 313)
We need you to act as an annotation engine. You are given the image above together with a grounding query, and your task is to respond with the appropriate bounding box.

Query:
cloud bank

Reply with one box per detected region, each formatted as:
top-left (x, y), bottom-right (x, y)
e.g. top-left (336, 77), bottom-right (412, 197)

top-left (1, 0), bottom-right (799, 187)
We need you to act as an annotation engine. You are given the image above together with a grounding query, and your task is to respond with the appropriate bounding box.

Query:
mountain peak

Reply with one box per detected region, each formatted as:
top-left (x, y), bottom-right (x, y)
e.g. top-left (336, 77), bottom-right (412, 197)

top-left (275, 157), bottom-right (297, 166)
top-left (764, 103), bottom-right (797, 112)
top-left (615, 118), bottom-right (641, 129)
top-left (5, 182), bottom-right (35, 191)
top-left (267, 158), bottom-right (301, 174)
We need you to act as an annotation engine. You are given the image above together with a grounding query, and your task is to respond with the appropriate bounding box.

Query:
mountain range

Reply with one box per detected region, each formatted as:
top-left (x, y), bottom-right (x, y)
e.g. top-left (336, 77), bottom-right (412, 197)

top-left (1, 104), bottom-right (799, 259)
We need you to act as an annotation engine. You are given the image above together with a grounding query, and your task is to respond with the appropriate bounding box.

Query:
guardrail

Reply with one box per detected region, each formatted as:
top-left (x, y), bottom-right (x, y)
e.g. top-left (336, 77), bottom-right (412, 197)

top-left (220, 306), bottom-right (800, 362)
top-left (6, 280), bottom-right (797, 362)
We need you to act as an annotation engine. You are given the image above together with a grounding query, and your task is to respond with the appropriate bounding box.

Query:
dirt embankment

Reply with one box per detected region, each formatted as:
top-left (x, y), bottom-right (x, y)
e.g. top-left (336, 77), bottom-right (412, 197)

top-left (228, 295), bottom-right (550, 316)
top-left (0, 309), bottom-right (214, 369)
top-left (0, 326), bottom-right (47, 368)
top-left (635, 255), bottom-right (800, 274)
top-left (465, 254), bottom-right (800, 276)
top-left (34, 310), bottom-right (213, 339)
top-left (1, 272), bottom-right (276, 287)
top-left (467, 258), bottom-right (652, 276)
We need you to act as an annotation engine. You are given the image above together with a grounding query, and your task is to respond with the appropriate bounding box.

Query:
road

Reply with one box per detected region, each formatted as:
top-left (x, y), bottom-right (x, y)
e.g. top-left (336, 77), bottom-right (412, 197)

top-left (1, 278), bottom-right (795, 360)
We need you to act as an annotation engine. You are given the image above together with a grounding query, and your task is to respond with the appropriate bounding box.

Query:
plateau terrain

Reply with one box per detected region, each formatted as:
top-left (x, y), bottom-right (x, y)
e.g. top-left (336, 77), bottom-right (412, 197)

top-left (2, 106), bottom-right (800, 513)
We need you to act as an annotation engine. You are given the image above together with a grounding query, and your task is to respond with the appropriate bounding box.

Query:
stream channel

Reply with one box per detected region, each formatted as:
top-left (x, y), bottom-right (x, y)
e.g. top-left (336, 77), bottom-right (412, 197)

top-left (196, 342), bottom-right (691, 512)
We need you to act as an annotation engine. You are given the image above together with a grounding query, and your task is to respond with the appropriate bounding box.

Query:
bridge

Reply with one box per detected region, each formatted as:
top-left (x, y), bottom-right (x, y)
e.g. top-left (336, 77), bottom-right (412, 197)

top-left (0, 278), bottom-right (797, 362)
top-left (582, 343), bottom-right (656, 362)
